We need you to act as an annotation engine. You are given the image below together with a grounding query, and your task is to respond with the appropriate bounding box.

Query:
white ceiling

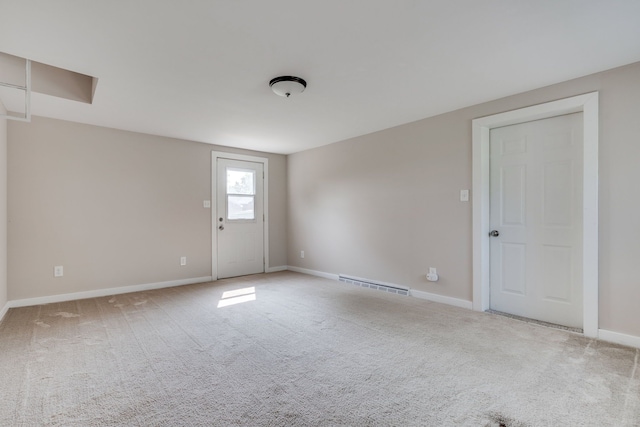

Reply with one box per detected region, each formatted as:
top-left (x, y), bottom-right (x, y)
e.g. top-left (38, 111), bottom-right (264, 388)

top-left (1, 1), bottom-right (639, 154)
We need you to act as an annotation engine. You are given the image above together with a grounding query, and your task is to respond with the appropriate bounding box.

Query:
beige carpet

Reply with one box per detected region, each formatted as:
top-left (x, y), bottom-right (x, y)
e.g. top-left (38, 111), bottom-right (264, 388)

top-left (0, 271), bottom-right (638, 426)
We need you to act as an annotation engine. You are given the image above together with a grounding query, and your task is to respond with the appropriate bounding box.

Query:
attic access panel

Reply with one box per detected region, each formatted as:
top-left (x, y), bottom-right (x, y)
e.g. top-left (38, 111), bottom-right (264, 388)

top-left (0, 51), bottom-right (98, 121)
top-left (0, 52), bottom-right (30, 121)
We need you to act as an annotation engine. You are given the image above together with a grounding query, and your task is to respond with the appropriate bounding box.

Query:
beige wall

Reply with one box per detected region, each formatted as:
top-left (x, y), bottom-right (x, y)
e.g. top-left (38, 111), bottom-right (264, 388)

top-left (287, 61), bottom-right (640, 337)
top-left (0, 106), bottom-right (7, 311)
top-left (8, 117), bottom-right (287, 300)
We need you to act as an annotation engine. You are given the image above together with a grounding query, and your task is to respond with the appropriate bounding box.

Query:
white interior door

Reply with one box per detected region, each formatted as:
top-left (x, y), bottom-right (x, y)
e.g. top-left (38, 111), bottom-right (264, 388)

top-left (216, 158), bottom-right (264, 279)
top-left (489, 113), bottom-right (583, 328)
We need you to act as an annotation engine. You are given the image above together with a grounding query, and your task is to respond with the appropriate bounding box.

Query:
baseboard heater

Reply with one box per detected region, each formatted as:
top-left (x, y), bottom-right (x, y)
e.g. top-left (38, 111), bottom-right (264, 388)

top-left (338, 275), bottom-right (409, 296)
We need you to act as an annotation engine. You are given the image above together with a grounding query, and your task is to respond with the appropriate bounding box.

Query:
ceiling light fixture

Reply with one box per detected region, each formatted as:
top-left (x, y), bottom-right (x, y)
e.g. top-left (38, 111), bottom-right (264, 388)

top-left (269, 76), bottom-right (307, 98)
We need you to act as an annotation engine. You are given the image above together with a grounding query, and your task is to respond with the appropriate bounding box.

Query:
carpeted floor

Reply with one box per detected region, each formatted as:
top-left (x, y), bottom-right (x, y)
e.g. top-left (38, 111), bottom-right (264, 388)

top-left (0, 271), bottom-right (638, 426)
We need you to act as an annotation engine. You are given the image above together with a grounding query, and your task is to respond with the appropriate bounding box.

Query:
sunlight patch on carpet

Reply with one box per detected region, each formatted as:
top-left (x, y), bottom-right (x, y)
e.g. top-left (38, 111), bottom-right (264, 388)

top-left (218, 287), bottom-right (256, 308)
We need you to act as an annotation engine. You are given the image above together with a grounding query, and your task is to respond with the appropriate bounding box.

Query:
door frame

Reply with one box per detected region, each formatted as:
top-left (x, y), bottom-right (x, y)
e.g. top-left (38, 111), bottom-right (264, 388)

top-left (211, 151), bottom-right (269, 280)
top-left (471, 92), bottom-right (599, 338)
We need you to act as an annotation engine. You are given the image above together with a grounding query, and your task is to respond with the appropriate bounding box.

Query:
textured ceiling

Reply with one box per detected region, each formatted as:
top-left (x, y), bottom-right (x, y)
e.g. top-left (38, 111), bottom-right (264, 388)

top-left (1, 0), bottom-right (640, 154)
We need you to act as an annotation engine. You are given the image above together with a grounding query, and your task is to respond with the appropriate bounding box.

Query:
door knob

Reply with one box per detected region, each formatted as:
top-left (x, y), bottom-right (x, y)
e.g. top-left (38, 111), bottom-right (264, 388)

top-left (219, 225), bottom-right (224, 231)
top-left (489, 230), bottom-right (499, 237)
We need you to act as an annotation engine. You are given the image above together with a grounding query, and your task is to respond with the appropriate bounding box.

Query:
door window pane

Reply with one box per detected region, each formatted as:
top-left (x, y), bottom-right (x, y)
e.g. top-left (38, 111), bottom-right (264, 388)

top-left (228, 195), bottom-right (255, 220)
top-left (227, 168), bottom-right (255, 195)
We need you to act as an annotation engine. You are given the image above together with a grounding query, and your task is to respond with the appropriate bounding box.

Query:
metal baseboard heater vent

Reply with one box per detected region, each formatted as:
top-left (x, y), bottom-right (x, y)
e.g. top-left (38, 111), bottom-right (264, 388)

top-left (338, 275), bottom-right (409, 296)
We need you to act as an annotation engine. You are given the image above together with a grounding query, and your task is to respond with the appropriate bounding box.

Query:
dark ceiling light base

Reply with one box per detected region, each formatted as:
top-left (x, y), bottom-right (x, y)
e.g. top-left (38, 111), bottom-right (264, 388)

top-left (269, 76), bottom-right (307, 98)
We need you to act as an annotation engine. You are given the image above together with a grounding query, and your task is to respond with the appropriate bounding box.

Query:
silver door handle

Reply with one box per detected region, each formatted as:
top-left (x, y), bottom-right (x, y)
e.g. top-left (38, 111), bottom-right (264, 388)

top-left (219, 225), bottom-right (224, 230)
top-left (489, 230), bottom-right (499, 237)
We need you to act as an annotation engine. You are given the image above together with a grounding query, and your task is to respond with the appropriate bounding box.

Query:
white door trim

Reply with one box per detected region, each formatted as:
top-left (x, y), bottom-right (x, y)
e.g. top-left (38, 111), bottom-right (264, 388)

top-left (211, 151), bottom-right (269, 280)
top-left (472, 92), bottom-right (599, 338)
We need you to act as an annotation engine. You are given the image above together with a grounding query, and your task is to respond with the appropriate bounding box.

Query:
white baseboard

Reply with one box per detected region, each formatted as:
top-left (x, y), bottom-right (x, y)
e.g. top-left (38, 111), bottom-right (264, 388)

top-left (598, 329), bottom-right (640, 349)
top-left (409, 289), bottom-right (473, 310)
top-left (266, 266), bottom-right (288, 273)
top-left (287, 266), bottom-right (473, 310)
top-left (287, 266), bottom-right (340, 281)
top-left (5, 269), bottom-right (638, 350)
top-left (8, 276), bottom-right (213, 309)
top-left (0, 301), bottom-right (9, 323)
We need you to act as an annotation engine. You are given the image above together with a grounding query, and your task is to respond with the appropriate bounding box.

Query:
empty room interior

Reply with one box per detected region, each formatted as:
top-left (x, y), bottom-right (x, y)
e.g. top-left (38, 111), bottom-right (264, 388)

top-left (1, 1), bottom-right (640, 425)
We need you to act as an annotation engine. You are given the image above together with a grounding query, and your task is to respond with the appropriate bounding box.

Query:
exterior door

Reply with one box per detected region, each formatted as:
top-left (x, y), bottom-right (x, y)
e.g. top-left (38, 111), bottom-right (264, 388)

top-left (489, 113), bottom-right (583, 328)
top-left (216, 158), bottom-right (264, 279)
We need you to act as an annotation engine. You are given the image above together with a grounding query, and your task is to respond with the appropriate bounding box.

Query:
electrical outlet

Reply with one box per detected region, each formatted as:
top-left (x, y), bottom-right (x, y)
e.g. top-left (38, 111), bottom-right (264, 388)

top-left (203, 200), bottom-right (211, 208)
top-left (180, 256), bottom-right (187, 266)
top-left (300, 250), bottom-right (305, 259)
top-left (54, 265), bottom-right (64, 277)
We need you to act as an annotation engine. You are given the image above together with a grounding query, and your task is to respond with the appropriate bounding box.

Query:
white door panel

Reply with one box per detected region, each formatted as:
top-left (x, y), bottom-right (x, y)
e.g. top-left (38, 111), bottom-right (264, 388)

top-left (216, 158), bottom-right (264, 279)
top-left (489, 113), bottom-right (583, 328)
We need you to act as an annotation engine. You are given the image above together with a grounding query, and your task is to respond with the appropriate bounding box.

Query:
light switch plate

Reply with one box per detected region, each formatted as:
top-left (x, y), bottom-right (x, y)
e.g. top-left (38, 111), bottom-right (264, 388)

top-left (460, 190), bottom-right (469, 202)
top-left (203, 200), bottom-right (211, 208)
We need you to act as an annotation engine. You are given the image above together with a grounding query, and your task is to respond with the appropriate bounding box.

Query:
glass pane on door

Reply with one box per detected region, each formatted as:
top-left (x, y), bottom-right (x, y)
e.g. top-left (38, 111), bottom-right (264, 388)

top-left (227, 168), bottom-right (255, 195)
top-left (226, 167), bottom-right (256, 220)
top-left (227, 195), bottom-right (255, 220)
